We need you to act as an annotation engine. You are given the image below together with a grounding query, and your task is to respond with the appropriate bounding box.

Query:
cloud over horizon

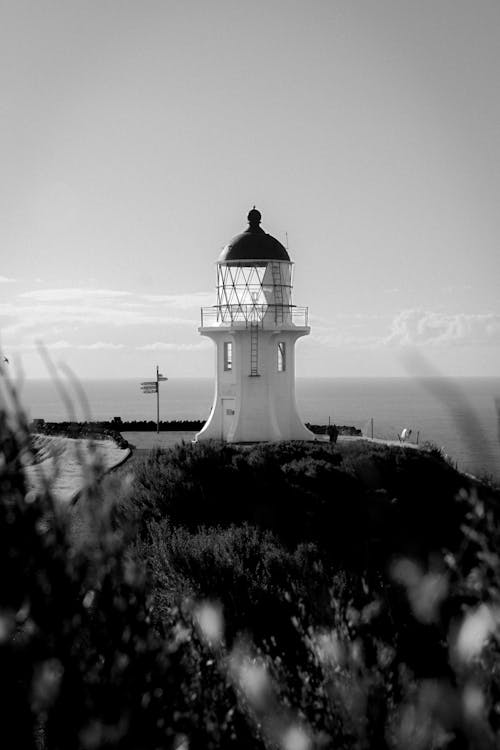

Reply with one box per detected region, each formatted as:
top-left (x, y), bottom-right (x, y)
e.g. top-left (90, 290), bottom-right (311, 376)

top-left (2, 280), bottom-right (500, 378)
top-left (309, 309), bottom-right (500, 350)
top-left (385, 310), bottom-right (500, 347)
top-left (0, 286), bottom-right (210, 345)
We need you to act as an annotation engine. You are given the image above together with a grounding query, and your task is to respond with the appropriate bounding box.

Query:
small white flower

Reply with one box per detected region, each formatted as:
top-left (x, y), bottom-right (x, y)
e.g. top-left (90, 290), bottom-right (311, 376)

top-left (281, 725), bottom-right (312, 750)
top-left (193, 602), bottom-right (223, 646)
top-left (463, 683), bottom-right (485, 718)
top-left (310, 630), bottom-right (344, 667)
top-left (456, 604), bottom-right (499, 661)
top-left (83, 590), bottom-right (95, 609)
top-left (238, 659), bottom-right (269, 704)
top-left (391, 558), bottom-right (421, 588)
top-left (411, 572), bottom-right (448, 624)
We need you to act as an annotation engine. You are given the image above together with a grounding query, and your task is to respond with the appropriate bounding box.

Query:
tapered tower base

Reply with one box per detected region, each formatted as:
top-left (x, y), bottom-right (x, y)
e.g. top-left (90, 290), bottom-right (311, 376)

top-left (195, 327), bottom-right (315, 443)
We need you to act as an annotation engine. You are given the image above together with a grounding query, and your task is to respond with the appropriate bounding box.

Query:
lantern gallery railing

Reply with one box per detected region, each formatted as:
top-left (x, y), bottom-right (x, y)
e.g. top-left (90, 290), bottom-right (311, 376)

top-left (200, 305), bottom-right (309, 329)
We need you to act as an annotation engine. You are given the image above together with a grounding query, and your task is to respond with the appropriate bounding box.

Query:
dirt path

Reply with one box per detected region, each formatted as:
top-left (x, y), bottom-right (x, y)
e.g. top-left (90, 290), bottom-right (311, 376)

top-left (69, 433), bottom-right (197, 544)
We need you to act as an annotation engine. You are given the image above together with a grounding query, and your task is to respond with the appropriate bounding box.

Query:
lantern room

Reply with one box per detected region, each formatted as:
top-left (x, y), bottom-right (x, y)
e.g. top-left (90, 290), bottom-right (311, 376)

top-left (201, 208), bottom-right (307, 329)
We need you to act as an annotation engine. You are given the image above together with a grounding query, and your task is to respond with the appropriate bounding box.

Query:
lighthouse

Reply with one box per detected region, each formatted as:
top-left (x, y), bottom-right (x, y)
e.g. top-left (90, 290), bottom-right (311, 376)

top-left (195, 208), bottom-right (314, 443)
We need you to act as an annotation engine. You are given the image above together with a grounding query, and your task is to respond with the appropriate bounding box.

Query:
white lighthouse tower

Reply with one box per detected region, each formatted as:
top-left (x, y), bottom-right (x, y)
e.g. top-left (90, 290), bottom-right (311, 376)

top-left (195, 208), bottom-right (314, 443)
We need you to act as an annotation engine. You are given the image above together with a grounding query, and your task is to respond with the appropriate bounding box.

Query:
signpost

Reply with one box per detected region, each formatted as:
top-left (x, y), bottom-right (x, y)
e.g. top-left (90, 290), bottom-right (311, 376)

top-left (140, 365), bottom-right (168, 433)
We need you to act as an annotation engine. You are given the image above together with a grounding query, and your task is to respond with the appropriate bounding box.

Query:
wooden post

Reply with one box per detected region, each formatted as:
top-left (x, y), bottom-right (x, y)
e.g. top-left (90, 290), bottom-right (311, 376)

top-left (371, 417), bottom-right (374, 439)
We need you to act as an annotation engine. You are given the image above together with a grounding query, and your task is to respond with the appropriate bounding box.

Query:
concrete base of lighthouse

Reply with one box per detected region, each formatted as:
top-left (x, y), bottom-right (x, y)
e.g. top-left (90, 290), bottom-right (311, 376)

top-left (195, 327), bottom-right (315, 443)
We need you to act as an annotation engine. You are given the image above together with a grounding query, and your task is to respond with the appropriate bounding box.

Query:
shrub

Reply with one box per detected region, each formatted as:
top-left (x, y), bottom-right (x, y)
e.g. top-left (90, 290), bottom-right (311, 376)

top-left (125, 439), bottom-right (471, 570)
top-left (3, 380), bottom-right (500, 750)
top-left (0, 406), bottom-right (270, 749)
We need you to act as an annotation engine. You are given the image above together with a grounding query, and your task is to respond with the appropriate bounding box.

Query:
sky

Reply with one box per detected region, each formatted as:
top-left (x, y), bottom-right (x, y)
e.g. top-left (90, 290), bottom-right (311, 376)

top-left (1, 0), bottom-right (500, 379)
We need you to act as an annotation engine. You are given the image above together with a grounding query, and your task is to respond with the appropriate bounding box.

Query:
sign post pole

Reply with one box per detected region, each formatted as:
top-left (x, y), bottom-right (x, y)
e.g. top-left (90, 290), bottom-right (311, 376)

top-left (140, 367), bottom-right (168, 434)
top-left (156, 365), bottom-right (160, 434)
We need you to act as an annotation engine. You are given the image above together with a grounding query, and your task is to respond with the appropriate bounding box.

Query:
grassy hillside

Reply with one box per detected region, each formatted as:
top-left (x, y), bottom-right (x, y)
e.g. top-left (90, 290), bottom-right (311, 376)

top-left (2, 400), bottom-right (500, 749)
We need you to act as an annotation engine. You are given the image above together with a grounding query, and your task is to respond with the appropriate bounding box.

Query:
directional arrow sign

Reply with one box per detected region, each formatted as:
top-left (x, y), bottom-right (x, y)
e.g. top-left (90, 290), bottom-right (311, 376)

top-left (141, 381), bottom-right (156, 386)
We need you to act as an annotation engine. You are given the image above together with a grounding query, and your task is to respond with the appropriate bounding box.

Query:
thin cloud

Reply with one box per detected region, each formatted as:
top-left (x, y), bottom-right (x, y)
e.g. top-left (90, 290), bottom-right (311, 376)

top-left (309, 312), bottom-right (387, 325)
top-left (137, 341), bottom-right (211, 352)
top-left (7, 341), bottom-right (127, 352)
top-left (0, 302), bottom-right (197, 337)
top-left (307, 311), bottom-right (390, 349)
top-left (135, 291), bottom-right (214, 308)
top-left (20, 288), bottom-right (133, 302)
top-left (80, 342), bottom-right (126, 350)
top-left (19, 288), bottom-right (213, 308)
top-left (5, 341), bottom-right (72, 352)
top-left (309, 331), bottom-right (382, 349)
top-left (4, 288), bottom-right (209, 340)
top-left (0, 276), bottom-right (16, 283)
top-left (442, 284), bottom-right (474, 294)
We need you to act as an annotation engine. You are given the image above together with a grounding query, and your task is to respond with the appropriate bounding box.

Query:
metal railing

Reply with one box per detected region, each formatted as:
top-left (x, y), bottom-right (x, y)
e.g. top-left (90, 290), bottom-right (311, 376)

top-left (200, 304), bottom-right (309, 329)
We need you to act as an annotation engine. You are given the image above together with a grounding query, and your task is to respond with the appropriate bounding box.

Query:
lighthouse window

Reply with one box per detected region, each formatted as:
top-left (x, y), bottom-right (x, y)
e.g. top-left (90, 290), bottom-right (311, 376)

top-left (224, 341), bottom-right (233, 371)
top-left (277, 341), bottom-right (286, 372)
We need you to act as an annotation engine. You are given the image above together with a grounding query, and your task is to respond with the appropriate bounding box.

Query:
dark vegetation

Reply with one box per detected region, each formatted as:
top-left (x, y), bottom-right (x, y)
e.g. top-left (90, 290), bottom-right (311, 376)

top-left (109, 417), bottom-right (205, 432)
top-left (3, 385), bottom-right (500, 749)
top-left (305, 424), bottom-right (362, 436)
top-left (31, 418), bottom-right (206, 435)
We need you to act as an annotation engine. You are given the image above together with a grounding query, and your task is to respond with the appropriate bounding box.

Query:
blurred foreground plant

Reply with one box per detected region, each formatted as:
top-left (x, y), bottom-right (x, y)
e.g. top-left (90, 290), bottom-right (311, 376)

top-left (0, 376), bottom-right (265, 750)
top-left (2, 363), bottom-right (500, 750)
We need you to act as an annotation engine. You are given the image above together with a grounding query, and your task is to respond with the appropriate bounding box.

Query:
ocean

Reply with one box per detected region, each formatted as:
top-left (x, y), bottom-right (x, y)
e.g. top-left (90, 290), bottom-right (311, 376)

top-left (6, 377), bottom-right (500, 480)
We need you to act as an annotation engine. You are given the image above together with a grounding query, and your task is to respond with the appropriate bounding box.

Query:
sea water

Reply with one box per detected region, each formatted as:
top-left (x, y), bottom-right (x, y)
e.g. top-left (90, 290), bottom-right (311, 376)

top-left (8, 377), bottom-right (500, 480)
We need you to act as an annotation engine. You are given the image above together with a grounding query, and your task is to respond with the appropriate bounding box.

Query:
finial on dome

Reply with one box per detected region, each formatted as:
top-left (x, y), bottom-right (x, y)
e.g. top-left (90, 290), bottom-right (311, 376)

top-left (247, 207), bottom-right (261, 227)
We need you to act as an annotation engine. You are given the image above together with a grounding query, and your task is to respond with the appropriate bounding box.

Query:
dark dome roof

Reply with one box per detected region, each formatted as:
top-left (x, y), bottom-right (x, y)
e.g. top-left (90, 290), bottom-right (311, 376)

top-left (218, 208), bottom-right (290, 263)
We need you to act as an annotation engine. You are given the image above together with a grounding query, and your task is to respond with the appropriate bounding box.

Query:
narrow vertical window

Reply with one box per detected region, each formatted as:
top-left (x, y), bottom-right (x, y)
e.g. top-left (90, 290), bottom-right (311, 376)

top-left (277, 341), bottom-right (286, 372)
top-left (224, 341), bottom-right (233, 371)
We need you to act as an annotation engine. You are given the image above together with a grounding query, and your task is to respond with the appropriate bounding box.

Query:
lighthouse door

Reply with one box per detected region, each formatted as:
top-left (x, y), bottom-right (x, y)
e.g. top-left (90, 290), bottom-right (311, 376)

top-left (221, 399), bottom-right (236, 439)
